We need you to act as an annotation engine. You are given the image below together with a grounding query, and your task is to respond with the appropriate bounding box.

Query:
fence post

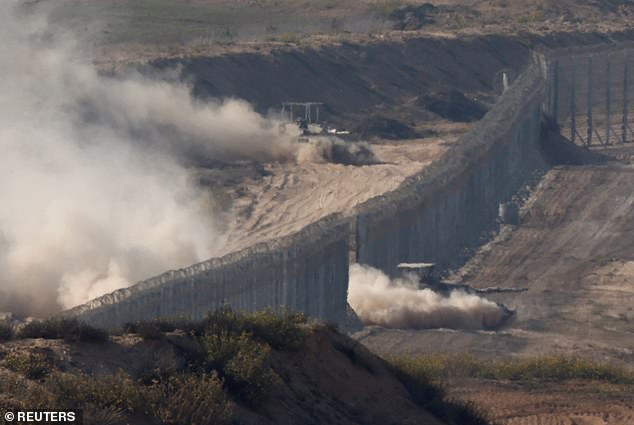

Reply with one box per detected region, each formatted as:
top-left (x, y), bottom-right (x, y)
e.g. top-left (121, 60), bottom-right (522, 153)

top-left (571, 58), bottom-right (577, 144)
top-left (623, 49), bottom-right (629, 144)
top-left (587, 55), bottom-right (593, 146)
top-left (549, 59), bottom-right (560, 122)
top-left (606, 53), bottom-right (611, 145)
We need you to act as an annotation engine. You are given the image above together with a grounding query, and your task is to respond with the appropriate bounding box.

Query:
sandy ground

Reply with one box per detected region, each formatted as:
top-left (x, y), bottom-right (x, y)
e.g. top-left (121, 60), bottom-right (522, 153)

top-left (450, 379), bottom-right (634, 425)
top-left (208, 134), bottom-right (459, 256)
top-left (355, 145), bottom-right (634, 423)
top-left (357, 146), bottom-right (634, 364)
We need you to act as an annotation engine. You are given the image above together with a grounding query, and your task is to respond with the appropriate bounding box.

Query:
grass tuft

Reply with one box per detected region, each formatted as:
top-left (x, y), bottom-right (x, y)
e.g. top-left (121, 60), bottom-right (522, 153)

top-left (121, 309), bottom-right (307, 408)
top-left (388, 353), bottom-right (634, 384)
top-left (0, 322), bottom-right (14, 341)
top-left (3, 352), bottom-right (53, 380)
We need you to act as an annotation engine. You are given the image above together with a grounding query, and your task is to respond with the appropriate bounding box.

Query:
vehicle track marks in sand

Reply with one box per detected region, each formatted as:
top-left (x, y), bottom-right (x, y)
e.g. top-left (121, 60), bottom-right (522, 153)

top-left (450, 380), bottom-right (634, 425)
top-left (217, 138), bottom-right (451, 256)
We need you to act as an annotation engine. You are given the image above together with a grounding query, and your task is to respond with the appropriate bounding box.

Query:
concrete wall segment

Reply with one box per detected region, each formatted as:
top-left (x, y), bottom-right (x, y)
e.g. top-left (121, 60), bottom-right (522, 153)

top-left (67, 42), bottom-right (622, 330)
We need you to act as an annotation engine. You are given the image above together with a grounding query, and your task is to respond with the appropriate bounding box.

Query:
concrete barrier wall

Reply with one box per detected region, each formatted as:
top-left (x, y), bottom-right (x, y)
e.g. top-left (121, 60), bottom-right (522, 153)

top-left (355, 64), bottom-right (547, 276)
top-left (69, 44), bottom-right (625, 330)
top-left (67, 61), bottom-right (549, 329)
top-left (67, 214), bottom-right (350, 329)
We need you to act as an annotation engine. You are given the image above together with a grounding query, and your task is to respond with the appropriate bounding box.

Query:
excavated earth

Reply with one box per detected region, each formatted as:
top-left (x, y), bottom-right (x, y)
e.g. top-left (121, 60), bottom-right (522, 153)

top-left (34, 3), bottom-right (634, 419)
top-left (141, 32), bottom-right (634, 422)
top-left (171, 31), bottom-right (634, 255)
top-left (357, 146), bottom-right (634, 363)
top-left (357, 145), bottom-right (634, 424)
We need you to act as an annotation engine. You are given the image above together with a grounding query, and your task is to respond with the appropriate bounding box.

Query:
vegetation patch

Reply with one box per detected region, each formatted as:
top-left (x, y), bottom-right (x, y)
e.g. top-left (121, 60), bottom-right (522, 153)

top-left (0, 322), bottom-right (14, 342)
top-left (16, 317), bottom-right (108, 343)
top-left (3, 351), bottom-right (54, 380)
top-left (0, 310), bottom-right (308, 424)
top-left (389, 353), bottom-right (634, 384)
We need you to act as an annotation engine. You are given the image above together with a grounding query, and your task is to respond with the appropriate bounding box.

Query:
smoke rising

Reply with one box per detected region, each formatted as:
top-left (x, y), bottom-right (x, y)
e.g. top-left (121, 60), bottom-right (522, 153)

top-left (348, 264), bottom-right (508, 330)
top-left (0, 2), bottom-right (324, 317)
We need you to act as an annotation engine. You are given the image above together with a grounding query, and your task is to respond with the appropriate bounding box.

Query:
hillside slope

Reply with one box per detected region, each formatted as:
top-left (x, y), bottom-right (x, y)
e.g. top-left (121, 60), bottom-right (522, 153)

top-left (0, 314), bottom-right (485, 425)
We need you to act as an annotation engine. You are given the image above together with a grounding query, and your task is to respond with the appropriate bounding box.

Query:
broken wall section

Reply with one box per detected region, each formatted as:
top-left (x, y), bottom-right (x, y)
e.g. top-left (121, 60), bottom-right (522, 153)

top-left (355, 64), bottom-right (547, 276)
top-left (66, 50), bottom-right (561, 330)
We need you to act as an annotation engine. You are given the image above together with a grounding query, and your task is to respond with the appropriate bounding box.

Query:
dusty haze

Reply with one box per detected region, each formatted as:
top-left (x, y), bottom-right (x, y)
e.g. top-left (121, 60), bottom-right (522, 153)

top-left (0, 2), bottom-right (317, 316)
top-left (348, 264), bottom-right (507, 330)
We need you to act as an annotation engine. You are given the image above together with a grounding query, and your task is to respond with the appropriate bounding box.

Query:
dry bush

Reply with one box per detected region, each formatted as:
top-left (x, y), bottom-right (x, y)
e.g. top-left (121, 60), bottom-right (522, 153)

top-left (16, 318), bottom-right (107, 343)
top-left (0, 322), bottom-right (14, 341)
top-left (3, 352), bottom-right (53, 380)
top-left (142, 372), bottom-right (232, 425)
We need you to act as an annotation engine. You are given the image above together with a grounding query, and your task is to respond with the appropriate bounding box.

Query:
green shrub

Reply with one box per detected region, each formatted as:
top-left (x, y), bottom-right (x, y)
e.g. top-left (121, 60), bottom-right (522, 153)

top-left (142, 372), bottom-right (231, 425)
top-left (202, 308), bottom-right (246, 337)
top-left (125, 309), bottom-right (309, 350)
top-left (388, 353), bottom-right (634, 384)
top-left (204, 331), bottom-right (274, 407)
top-left (119, 308), bottom-right (307, 409)
top-left (245, 310), bottom-right (308, 351)
top-left (4, 352), bottom-right (52, 380)
top-left (202, 308), bottom-right (308, 351)
top-left (45, 370), bottom-right (142, 413)
top-left (486, 355), bottom-right (634, 383)
top-left (3, 360), bottom-right (235, 424)
top-left (17, 318), bottom-right (108, 343)
top-left (0, 322), bottom-right (14, 341)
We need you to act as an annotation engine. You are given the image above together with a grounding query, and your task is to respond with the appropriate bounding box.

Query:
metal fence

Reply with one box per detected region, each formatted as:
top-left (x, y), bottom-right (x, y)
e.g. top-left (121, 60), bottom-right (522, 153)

top-left (544, 43), bottom-right (634, 146)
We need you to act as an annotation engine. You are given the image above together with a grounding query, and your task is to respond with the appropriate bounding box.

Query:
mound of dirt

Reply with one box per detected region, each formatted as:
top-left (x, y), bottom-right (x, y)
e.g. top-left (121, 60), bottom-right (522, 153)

top-left (540, 116), bottom-right (611, 165)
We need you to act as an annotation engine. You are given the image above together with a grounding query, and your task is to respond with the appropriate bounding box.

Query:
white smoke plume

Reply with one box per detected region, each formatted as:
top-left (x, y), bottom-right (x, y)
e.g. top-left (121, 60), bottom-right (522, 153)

top-left (348, 264), bottom-right (508, 330)
top-left (0, 2), bottom-right (307, 317)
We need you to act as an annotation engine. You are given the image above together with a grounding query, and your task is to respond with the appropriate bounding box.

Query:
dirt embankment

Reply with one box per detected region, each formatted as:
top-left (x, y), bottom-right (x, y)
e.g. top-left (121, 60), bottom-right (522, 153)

top-left (148, 35), bottom-right (530, 133)
top-left (153, 31), bottom-right (634, 255)
top-left (144, 31), bottom-right (634, 131)
top-left (0, 325), bottom-right (474, 425)
top-left (450, 379), bottom-right (634, 425)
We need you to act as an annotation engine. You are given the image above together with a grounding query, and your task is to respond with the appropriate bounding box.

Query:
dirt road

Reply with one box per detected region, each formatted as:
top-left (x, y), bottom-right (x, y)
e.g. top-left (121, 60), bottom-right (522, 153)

top-left (451, 379), bottom-right (634, 425)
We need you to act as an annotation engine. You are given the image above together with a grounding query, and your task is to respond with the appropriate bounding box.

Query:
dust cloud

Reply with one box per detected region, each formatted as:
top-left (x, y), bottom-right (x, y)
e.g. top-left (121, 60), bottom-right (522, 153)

top-left (296, 138), bottom-right (378, 165)
top-left (0, 2), bottom-right (325, 317)
top-left (348, 264), bottom-right (507, 330)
